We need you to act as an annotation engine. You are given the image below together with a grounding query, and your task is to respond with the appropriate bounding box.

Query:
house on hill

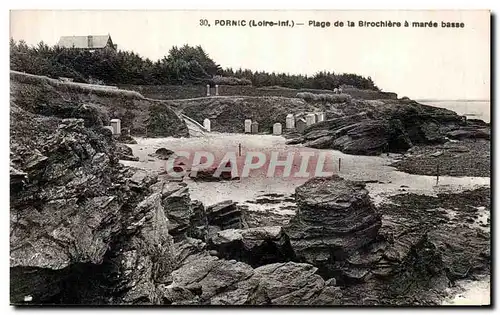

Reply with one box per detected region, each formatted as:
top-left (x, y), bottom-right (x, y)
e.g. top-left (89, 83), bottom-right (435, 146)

top-left (56, 34), bottom-right (117, 52)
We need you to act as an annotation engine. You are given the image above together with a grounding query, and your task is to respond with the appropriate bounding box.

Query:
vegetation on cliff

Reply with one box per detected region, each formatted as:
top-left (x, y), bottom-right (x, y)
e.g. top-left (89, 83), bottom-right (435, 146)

top-left (10, 39), bottom-right (379, 91)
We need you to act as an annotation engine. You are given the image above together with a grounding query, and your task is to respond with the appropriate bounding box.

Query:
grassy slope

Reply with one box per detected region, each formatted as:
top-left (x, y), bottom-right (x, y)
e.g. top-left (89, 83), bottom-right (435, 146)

top-left (10, 71), bottom-right (189, 138)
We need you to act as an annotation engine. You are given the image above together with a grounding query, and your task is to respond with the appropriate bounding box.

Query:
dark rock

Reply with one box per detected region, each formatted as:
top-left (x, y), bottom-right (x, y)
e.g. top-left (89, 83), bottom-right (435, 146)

top-left (284, 175), bottom-right (381, 276)
top-left (11, 71), bottom-right (189, 138)
top-left (10, 165), bottom-right (27, 187)
top-left (325, 278), bottom-right (337, 286)
top-left (207, 226), bottom-right (295, 267)
top-left (157, 182), bottom-right (194, 241)
top-left (428, 227), bottom-right (490, 280)
top-left (172, 237), bottom-right (207, 266)
top-left (446, 128), bottom-right (490, 140)
top-left (241, 205), bottom-right (294, 228)
top-left (187, 200), bottom-right (208, 240)
top-left (10, 103), bottom-right (176, 305)
top-left (300, 114), bottom-right (413, 155)
top-left (291, 99), bottom-right (491, 155)
top-left (117, 143), bottom-right (139, 161)
top-left (150, 147), bottom-right (175, 160)
top-left (303, 135), bottom-right (335, 149)
top-left (303, 129), bottom-right (332, 141)
top-left (206, 200), bottom-right (243, 230)
top-left (116, 132), bottom-right (137, 144)
top-left (165, 255), bottom-right (342, 305)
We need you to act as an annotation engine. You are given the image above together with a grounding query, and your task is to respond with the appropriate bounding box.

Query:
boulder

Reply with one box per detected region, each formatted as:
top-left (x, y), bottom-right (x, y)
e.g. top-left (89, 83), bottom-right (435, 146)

top-left (150, 147), bottom-right (175, 160)
top-left (155, 181), bottom-right (194, 241)
top-left (207, 226), bottom-right (295, 267)
top-left (164, 256), bottom-right (342, 305)
top-left (117, 143), bottom-right (139, 161)
top-left (206, 200), bottom-right (243, 230)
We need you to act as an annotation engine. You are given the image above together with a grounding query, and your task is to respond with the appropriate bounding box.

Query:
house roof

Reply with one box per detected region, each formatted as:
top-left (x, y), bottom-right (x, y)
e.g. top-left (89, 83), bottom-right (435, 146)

top-left (57, 35), bottom-right (112, 49)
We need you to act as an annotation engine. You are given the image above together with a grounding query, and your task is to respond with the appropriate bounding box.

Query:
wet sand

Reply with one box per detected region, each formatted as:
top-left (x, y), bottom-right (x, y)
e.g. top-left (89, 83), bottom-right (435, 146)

top-left (121, 133), bottom-right (489, 207)
top-left (442, 275), bottom-right (491, 306)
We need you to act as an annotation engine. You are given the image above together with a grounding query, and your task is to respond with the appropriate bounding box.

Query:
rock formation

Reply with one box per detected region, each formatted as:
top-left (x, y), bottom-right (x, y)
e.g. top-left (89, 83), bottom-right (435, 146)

top-left (10, 104), bottom-right (176, 304)
top-left (176, 96), bottom-right (319, 133)
top-left (284, 176), bottom-right (382, 278)
top-left (162, 240), bottom-right (342, 305)
top-left (149, 147), bottom-right (175, 160)
top-left (206, 200), bottom-right (244, 231)
top-left (283, 175), bottom-right (489, 305)
top-left (288, 99), bottom-right (490, 155)
top-left (207, 226), bottom-right (295, 267)
top-left (117, 143), bottom-right (139, 161)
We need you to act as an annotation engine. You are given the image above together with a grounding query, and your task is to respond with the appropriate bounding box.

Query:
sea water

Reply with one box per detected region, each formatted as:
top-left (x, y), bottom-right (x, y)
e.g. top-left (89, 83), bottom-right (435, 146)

top-left (419, 100), bottom-right (490, 123)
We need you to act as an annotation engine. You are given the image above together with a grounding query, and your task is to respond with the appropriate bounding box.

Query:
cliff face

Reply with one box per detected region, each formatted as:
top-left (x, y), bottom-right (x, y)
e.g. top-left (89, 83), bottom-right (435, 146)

top-left (10, 71), bottom-right (189, 138)
top-left (10, 96), bottom-right (177, 304)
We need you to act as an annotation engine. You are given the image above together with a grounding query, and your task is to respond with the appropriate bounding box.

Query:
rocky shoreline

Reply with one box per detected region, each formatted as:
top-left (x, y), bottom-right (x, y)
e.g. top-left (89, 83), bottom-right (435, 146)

top-left (391, 139), bottom-right (490, 177)
top-left (10, 115), bottom-right (490, 305)
top-left (10, 75), bottom-right (490, 306)
top-left (286, 99), bottom-right (490, 156)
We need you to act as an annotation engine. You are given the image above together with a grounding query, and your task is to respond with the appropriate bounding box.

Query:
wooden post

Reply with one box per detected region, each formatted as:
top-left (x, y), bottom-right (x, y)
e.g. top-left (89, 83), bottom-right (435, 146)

top-left (338, 158), bottom-right (341, 172)
top-left (436, 163), bottom-right (440, 185)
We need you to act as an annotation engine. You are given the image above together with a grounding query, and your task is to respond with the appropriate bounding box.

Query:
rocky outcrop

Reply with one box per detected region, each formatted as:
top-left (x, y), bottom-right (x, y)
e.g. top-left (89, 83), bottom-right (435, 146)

top-left (289, 99), bottom-right (490, 156)
top-left (281, 176), bottom-right (491, 305)
top-left (117, 143), bottom-right (139, 161)
top-left (288, 112), bottom-right (413, 155)
top-left (446, 128), bottom-right (490, 140)
top-left (391, 139), bottom-right (490, 177)
top-left (207, 226), bottom-right (295, 267)
top-left (10, 102), bottom-right (176, 304)
top-left (347, 188), bottom-right (491, 305)
top-left (206, 200), bottom-right (244, 231)
top-left (153, 181), bottom-right (195, 242)
top-left (163, 252), bottom-right (342, 305)
top-left (284, 176), bottom-right (382, 278)
top-left (241, 205), bottom-right (295, 228)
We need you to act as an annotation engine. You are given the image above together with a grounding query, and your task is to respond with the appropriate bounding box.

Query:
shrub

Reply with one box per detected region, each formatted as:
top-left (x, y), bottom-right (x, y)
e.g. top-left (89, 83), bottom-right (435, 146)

top-left (211, 76), bottom-right (252, 86)
top-left (296, 92), bottom-right (352, 103)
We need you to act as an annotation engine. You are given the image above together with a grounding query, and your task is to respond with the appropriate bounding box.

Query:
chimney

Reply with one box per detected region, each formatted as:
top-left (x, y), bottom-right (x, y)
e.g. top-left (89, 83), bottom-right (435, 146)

top-left (87, 35), bottom-right (93, 48)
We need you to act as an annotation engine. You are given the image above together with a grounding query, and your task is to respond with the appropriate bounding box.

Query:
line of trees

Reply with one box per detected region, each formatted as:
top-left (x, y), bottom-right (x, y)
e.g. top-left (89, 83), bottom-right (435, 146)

top-left (10, 38), bottom-right (379, 90)
top-left (222, 68), bottom-right (379, 90)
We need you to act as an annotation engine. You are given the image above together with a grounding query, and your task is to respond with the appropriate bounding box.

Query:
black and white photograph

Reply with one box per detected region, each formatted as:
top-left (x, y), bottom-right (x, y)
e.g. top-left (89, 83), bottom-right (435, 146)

top-left (7, 8), bottom-right (492, 307)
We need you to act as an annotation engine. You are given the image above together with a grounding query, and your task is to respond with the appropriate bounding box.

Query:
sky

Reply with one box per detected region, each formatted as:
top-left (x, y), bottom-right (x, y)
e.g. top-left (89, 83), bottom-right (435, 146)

top-left (9, 10), bottom-right (490, 100)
